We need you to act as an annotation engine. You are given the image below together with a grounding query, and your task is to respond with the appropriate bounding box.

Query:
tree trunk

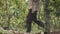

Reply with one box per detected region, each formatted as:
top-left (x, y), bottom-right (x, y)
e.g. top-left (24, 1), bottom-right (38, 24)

top-left (28, 0), bottom-right (41, 11)
top-left (5, 0), bottom-right (10, 30)
top-left (44, 0), bottom-right (51, 34)
top-left (7, 15), bottom-right (11, 30)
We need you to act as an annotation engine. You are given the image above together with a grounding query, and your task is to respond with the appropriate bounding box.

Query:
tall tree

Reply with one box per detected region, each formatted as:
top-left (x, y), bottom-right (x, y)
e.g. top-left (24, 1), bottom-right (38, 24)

top-left (44, 0), bottom-right (51, 34)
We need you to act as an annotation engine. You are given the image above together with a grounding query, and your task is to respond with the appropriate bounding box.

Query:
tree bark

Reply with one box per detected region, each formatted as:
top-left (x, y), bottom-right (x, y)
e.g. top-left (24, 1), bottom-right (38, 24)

top-left (28, 0), bottom-right (41, 11)
top-left (44, 0), bottom-right (51, 34)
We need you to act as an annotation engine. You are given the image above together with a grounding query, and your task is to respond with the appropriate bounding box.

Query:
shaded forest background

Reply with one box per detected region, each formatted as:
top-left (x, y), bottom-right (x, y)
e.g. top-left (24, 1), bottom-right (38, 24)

top-left (0, 0), bottom-right (60, 34)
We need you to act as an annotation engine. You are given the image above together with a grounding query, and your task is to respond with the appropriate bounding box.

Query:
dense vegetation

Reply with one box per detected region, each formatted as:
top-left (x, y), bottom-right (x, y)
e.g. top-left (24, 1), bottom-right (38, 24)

top-left (0, 0), bottom-right (60, 34)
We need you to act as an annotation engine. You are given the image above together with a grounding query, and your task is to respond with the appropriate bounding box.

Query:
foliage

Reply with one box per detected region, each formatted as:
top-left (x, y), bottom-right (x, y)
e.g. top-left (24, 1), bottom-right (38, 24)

top-left (0, 0), bottom-right (60, 33)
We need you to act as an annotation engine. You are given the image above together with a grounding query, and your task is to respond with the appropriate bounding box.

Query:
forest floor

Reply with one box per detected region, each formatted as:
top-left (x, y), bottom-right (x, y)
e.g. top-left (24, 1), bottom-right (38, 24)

top-left (0, 29), bottom-right (60, 34)
top-left (0, 27), bottom-right (60, 34)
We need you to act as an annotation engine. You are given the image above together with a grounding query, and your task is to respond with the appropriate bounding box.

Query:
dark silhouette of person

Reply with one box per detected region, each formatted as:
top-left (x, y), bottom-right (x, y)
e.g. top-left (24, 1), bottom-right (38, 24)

top-left (25, 0), bottom-right (46, 34)
top-left (26, 9), bottom-right (44, 33)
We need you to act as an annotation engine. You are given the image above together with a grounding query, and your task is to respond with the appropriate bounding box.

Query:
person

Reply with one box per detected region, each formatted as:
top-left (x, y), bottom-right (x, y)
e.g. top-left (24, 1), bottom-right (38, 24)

top-left (25, 0), bottom-right (45, 34)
